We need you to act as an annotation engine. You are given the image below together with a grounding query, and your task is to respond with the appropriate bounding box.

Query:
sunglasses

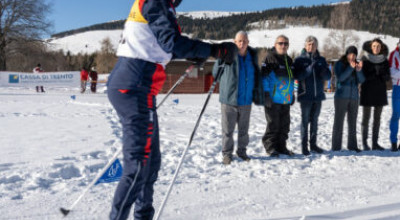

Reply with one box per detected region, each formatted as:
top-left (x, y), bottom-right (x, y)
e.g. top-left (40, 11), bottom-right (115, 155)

top-left (277, 42), bottom-right (289, 46)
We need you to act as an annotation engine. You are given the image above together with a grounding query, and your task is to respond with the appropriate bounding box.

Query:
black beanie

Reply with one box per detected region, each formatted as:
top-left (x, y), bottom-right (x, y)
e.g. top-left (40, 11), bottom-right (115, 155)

top-left (346, 46), bottom-right (358, 56)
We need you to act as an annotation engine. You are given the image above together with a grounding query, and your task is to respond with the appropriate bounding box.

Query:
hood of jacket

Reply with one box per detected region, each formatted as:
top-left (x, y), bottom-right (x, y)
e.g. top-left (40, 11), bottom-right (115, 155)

top-left (362, 40), bottom-right (389, 57)
top-left (300, 49), bottom-right (321, 59)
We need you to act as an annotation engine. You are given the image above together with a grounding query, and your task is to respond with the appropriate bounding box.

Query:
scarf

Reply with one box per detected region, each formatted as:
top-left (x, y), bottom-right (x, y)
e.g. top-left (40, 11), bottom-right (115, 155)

top-left (366, 53), bottom-right (386, 64)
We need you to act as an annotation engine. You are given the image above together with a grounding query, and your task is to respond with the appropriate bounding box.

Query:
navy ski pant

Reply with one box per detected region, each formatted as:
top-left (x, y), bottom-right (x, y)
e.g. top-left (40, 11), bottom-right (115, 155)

top-left (108, 88), bottom-right (161, 220)
top-left (107, 58), bottom-right (165, 220)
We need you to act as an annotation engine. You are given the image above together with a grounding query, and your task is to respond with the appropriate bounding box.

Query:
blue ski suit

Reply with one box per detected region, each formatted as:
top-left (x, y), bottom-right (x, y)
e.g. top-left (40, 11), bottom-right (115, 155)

top-left (107, 1), bottom-right (212, 219)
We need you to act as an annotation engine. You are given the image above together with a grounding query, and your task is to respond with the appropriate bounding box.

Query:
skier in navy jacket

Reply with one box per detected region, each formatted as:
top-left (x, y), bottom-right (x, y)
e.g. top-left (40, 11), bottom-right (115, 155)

top-left (107, 0), bottom-right (237, 219)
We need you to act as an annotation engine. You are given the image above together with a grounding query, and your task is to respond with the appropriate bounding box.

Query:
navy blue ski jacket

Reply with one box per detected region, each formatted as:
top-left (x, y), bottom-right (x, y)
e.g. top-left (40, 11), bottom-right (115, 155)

top-left (293, 49), bottom-right (331, 102)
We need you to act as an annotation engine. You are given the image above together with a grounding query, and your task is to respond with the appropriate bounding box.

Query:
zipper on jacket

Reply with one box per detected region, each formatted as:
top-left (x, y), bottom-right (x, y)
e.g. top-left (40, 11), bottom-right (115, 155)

top-left (245, 57), bottom-right (248, 104)
top-left (313, 60), bottom-right (317, 98)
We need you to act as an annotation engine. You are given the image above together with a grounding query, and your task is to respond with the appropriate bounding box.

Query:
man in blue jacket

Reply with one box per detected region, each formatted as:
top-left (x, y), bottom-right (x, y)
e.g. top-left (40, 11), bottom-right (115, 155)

top-left (262, 35), bottom-right (296, 157)
top-left (212, 31), bottom-right (263, 165)
top-left (293, 36), bottom-right (331, 156)
top-left (107, 0), bottom-right (237, 219)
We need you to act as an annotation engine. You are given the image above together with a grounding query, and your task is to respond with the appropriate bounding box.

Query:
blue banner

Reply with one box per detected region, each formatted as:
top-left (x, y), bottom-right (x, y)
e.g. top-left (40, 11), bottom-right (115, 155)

top-left (0, 71), bottom-right (80, 87)
top-left (95, 159), bottom-right (123, 185)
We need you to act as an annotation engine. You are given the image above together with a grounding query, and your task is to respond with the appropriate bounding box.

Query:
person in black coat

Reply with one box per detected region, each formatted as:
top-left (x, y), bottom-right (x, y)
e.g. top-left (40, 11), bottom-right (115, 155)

top-left (360, 38), bottom-right (391, 151)
top-left (89, 67), bottom-right (98, 93)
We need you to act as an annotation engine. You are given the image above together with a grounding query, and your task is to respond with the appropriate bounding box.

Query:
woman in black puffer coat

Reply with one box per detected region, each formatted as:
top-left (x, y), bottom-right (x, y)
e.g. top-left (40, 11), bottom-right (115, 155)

top-left (360, 38), bottom-right (391, 151)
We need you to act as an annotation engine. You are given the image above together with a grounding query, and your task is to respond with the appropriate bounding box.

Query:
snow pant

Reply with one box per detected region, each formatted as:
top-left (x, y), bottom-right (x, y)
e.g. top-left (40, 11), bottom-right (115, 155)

top-left (221, 104), bottom-right (252, 158)
top-left (81, 80), bottom-right (87, 93)
top-left (300, 101), bottom-right (322, 150)
top-left (362, 106), bottom-right (383, 146)
top-left (390, 86), bottom-right (400, 143)
top-left (108, 89), bottom-right (161, 220)
top-left (90, 82), bottom-right (97, 93)
top-left (332, 99), bottom-right (359, 150)
top-left (262, 103), bottom-right (290, 154)
top-left (107, 59), bottom-right (166, 220)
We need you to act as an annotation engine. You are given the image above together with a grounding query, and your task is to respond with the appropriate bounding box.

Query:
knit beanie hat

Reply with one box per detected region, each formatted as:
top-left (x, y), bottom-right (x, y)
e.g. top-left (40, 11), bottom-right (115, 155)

top-left (345, 46), bottom-right (358, 56)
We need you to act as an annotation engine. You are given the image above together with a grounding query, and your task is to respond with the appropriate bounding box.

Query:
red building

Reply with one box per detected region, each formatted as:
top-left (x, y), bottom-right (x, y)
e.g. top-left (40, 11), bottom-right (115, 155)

top-left (162, 60), bottom-right (218, 94)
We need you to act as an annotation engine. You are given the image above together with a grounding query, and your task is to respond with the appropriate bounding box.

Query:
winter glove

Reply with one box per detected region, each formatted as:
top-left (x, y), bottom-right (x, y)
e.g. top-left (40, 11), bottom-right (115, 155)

top-left (264, 92), bottom-right (273, 108)
top-left (210, 42), bottom-right (237, 65)
top-left (261, 62), bottom-right (279, 75)
top-left (306, 61), bottom-right (316, 73)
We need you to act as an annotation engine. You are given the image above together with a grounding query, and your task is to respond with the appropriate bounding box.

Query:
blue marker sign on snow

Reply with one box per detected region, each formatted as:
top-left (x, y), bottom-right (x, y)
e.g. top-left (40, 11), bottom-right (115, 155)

top-left (173, 99), bottom-right (179, 104)
top-left (70, 95), bottom-right (76, 100)
top-left (95, 159), bottom-right (123, 185)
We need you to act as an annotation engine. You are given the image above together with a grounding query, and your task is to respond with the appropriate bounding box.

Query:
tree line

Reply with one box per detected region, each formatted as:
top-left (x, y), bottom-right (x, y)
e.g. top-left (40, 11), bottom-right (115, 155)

top-left (51, 0), bottom-right (400, 40)
top-left (3, 0), bottom-right (400, 72)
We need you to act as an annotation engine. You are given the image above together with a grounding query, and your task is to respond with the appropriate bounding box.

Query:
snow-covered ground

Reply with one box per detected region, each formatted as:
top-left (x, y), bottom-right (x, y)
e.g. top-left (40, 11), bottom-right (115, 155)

top-left (1, 84), bottom-right (400, 220)
top-left (47, 25), bottom-right (399, 57)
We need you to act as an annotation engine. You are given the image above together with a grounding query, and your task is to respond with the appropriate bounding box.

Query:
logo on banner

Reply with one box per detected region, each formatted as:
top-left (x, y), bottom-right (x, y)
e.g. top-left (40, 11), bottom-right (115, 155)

top-left (95, 159), bottom-right (123, 185)
top-left (9, 74), bottom-right (19, 83)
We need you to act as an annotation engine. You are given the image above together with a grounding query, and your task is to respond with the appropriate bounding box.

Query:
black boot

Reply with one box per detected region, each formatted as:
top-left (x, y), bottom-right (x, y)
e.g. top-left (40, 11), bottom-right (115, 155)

top-left (392, 143), bottom-right (399, 152)
top-left (278, 142), bottom-right (294, 156)
top-left (302, 145), bottom-right (310, 156)
top-left (310, 145), bottom-right (324, 154)
top-left (237, 151), bottom-right (251, 162)
top-left (348, 147), bottom-right (362, 153)
top-left (362, 139), bottom-right (371, 151)
top-left (372, 143), bottom-right (385, 151)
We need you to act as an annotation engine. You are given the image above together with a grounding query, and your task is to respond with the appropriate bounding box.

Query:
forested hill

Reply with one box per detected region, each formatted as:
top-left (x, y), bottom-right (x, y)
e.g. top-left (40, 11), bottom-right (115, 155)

top-left (51, 0), bottom-right (400, 39)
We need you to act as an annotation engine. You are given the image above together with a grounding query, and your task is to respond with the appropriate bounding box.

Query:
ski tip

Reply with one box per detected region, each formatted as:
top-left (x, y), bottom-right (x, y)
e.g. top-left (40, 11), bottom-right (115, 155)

top-left (60, 208), bottom-right (70, 217)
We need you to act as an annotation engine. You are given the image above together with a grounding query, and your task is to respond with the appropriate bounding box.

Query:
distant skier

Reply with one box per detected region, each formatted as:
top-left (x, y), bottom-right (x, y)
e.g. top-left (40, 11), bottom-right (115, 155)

top-left (106, 0), bottom-right (237, 220)
top-left (89, 67), bottom-right (98, 93)
top-left (80, 67), bottom-right (89, 93)
top-left (33, 63), bottom-right (45, 93)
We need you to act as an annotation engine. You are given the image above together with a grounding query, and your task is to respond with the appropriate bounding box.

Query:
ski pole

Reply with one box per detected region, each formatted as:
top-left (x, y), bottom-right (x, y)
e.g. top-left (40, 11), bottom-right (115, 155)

top-left (156, 64), bottom-right (195, 109)
top-left (154, 62), bottom-right (225, 220)
top-left (60, 62), bottom-right (204, 218)
top-left (60, 147), bottom-right (122, 217)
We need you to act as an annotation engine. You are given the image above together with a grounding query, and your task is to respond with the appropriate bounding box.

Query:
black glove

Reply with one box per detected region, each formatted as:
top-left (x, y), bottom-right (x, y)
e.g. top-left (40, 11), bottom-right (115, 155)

top-left (261, 62), bottom-right (279, 75)
top-left (306, 61), bottom-right (317, 73)
top-left (211, 42), bottom-right (237, 65)
top-left (264, 92), bottom-right (273, 108)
